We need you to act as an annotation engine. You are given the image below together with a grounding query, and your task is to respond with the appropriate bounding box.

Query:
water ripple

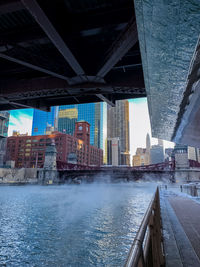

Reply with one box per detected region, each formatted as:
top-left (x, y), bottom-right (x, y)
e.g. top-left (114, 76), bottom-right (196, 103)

top-left (0, 182), bottom-right (156, 266)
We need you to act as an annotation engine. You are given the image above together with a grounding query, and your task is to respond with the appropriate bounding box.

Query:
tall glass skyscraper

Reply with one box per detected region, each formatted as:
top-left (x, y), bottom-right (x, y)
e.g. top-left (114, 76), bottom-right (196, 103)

top-left (58, 103), bottom-right (107, 150)
top-left (58, 105), bottom-right (78, 136)
top-left (31, 107), bottom-right (58, 136)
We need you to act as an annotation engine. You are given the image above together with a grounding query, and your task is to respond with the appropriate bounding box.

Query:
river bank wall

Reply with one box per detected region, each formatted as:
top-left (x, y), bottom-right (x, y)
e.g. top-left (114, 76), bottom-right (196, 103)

top-left (0, 168), bottom-right (38, 184)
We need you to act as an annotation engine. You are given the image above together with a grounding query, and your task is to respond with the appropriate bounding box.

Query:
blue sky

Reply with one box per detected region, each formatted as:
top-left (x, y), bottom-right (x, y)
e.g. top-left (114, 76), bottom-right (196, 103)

top-left (8, 98), bottom-right (174, 156)
top-left (8, 109), bottom-right (33, 136)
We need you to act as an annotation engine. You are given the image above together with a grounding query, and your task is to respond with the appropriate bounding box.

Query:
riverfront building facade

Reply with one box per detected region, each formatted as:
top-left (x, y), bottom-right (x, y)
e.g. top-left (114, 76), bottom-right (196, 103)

top-left (0, 111), bottom-right (10, 166)
top-left (7, 121), bottom-right (103, 168)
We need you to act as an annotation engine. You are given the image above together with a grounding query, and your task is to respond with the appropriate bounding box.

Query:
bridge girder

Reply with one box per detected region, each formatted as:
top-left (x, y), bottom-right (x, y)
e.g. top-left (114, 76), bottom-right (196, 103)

top-left (0, 0), bottom-right (145, 111)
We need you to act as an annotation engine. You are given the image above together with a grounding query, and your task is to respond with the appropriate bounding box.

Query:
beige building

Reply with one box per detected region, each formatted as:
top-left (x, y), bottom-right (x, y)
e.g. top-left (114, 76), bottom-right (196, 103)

top-left (132, 147), bottom-right (150, 166)
top-left (107, 137), bottom-right (120, 166)
top-left (132, 155), bottom-right (142, 166)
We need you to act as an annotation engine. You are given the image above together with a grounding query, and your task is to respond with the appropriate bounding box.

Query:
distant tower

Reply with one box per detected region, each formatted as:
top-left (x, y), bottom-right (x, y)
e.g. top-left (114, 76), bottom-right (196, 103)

top-left (146, 133), bottom-right (151, 153)
top-left (43, 140), bottom-right (57, 170)
top-left (75, 121), bottom-right (90, 146)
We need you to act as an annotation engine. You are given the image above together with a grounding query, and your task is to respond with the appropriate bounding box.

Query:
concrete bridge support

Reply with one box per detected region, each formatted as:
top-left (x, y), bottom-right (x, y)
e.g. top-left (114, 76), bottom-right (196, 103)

top-left (38, 140), bottom-right (59, 184)
top-left (38, 169), bottom-right (59, 185)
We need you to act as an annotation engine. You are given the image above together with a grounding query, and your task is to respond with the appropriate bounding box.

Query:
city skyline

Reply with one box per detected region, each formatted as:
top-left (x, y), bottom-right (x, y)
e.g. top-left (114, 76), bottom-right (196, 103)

top-left (7, 98), bottom-right (174, 159)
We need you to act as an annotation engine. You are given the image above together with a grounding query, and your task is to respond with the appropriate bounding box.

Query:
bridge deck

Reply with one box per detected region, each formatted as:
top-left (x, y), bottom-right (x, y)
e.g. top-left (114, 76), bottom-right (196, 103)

top-left (160, 190), bottom-right (200, 267)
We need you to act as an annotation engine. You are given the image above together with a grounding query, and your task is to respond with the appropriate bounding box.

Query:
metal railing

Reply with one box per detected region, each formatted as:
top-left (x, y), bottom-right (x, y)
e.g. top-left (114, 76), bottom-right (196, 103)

top-left (124, 187), bottom-right (165, 267)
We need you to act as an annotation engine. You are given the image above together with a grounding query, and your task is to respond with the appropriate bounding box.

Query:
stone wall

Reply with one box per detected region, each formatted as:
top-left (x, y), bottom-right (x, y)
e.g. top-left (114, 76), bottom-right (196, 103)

top-left (174, 170), bottom-right (200, 183)
top-left (0, 168), bottom-right (37, 183)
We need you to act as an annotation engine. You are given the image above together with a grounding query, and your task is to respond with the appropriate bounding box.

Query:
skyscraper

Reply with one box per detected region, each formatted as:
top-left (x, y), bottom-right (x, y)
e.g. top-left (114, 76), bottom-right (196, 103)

top-left (58, 105), bottom-right (78, 135)
top-left (32, 107), bottom-right (58, 136)
top-left (145, 133), bottom-right (151, 165)
top-left (58, 103), bottom-right (107, 163)
top-left (107, 100), bottom-right (130, 165)
top-left (146, 133), bottom-right (151, 153)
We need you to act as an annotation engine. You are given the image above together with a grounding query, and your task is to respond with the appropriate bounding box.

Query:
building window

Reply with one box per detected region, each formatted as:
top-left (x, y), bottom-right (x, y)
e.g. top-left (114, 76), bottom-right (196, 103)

top-left (78, 126), bottom-right (82, 131)
top-left (26, 144), bottom-right (31, 147)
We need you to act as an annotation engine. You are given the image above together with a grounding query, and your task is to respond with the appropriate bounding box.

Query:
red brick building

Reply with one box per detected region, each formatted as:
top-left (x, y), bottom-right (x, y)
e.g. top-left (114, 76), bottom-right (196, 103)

top-left (6, 121), bottom-right (103, 168)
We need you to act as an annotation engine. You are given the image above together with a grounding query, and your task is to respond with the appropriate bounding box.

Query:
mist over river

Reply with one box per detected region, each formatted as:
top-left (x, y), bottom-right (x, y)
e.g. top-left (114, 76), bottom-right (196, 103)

top-left (0, 182), bottom-right (157, 266)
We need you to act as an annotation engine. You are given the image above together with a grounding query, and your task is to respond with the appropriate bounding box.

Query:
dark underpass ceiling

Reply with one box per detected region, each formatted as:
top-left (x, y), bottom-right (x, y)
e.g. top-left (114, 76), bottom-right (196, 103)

top-left (0, 0), bottom-right (145, 111)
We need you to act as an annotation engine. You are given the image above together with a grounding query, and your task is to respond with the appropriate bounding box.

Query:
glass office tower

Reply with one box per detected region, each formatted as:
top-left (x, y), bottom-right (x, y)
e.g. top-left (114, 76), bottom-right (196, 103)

top-left (31, 107), bottom-right (58, 136)
top-left (58, 103), bottom-right (107, 150)
top-left (58, 105), bottom-right (78, 135)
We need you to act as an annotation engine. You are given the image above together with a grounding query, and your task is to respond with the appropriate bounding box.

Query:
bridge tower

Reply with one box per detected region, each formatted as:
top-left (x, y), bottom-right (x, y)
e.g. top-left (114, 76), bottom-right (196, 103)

top-left (38, 140), bottom-right (58, 184)
top-left (44, 140), bottom-right (57, 170)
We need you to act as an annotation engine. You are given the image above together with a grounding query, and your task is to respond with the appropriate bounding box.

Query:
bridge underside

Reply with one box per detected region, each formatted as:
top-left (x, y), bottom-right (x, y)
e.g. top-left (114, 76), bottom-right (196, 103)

top-left (134, 0), bottom-right (200, 147)
top-left (0, 0), bottom-right (145, 111)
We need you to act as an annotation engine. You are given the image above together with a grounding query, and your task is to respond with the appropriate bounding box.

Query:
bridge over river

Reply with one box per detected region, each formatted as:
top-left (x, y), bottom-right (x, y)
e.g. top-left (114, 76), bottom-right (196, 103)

top-left (57, 162), bottom-right (174, 183)
top-left (38, 160), bottom-right (200, 184)
top-left (1, 0), bottom-right (200, 151)
top-left (1, 1), bottom-right (200, 266)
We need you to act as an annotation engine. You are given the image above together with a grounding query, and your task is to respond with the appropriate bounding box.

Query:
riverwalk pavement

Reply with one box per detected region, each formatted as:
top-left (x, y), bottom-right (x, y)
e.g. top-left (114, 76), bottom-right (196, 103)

top-left (160, 190), bottom-right (200, 267)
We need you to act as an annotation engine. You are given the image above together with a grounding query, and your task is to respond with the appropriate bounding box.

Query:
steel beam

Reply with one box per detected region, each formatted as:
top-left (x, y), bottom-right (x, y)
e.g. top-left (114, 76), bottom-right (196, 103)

top-left (1, 87), bottom-right (145, 101)
top-left (0, 97), bottom-right (39, 110)
top-left (21, 0), bottom-right (85, 78)
top-left (0, 52), bottom-right (70, 82)
top-left (96, 18), bottom-right (138, 79)
top-left (0, 0), bottom-right (24, 15)
top-left (0, 77), bottom-right (145, 97)
top-left (96, 94), bottom-right (115, 107)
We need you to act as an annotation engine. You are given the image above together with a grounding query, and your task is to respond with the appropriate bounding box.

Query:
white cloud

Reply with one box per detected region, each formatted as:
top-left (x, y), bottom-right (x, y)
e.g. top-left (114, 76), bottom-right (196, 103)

top-left (8, 114), bottom-right (33, 136)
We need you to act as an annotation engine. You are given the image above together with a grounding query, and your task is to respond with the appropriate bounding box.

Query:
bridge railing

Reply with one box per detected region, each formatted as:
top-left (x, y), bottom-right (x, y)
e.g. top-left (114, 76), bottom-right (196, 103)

top-left (189, 159), bottom-right (200, 168)
top-left (131, 161), bottom-right (175, 171)
top-left (56, 161), bottom-right (100, 171)
top-left (124, 187), bottom-right (165, 267)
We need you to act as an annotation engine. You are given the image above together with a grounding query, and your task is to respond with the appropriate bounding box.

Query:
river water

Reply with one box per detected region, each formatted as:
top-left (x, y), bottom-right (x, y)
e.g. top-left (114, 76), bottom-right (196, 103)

top-left (0, 182), bottom-right (157, 266)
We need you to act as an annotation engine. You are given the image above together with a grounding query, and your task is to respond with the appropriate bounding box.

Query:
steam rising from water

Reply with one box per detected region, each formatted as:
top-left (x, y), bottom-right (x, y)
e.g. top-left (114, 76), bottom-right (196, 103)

top-left (0, 181), bottom-right (160, 266)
